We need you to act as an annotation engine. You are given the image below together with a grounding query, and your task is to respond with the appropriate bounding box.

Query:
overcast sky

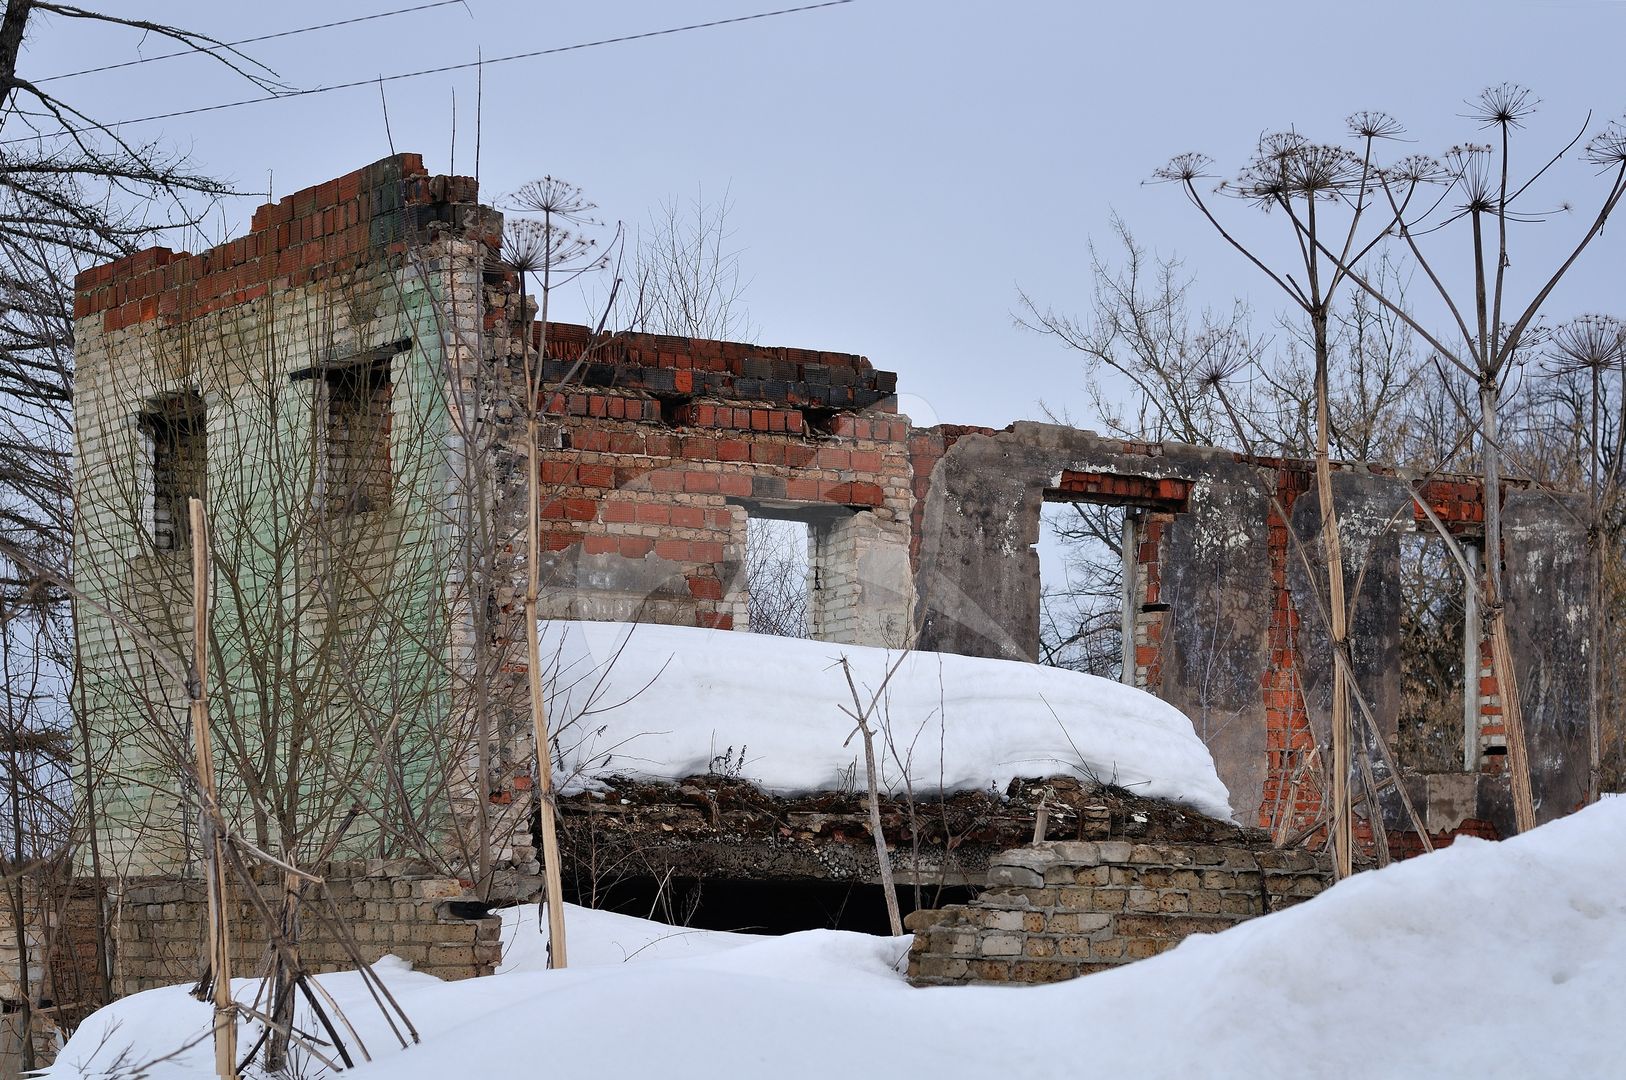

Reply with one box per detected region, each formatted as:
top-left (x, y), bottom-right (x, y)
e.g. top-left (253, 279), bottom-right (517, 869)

top-left (16, 0), bottom-right (1626, 431)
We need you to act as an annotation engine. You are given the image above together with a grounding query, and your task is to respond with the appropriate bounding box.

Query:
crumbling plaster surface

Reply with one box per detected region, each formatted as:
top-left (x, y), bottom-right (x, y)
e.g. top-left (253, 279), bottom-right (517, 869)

top-left (1286, 472), bottom-right (1408, 820)
top-left (1503, 490), bottom-right (1591, 823)
top-left (914, 422), bottom-right (1278, 820)
top-left (1160, 468), bottom-right (1276, 829)
top-left (913, 421), bottom-right (1590, 837)
top-left (1287, 472), bottom-right (1407, 745)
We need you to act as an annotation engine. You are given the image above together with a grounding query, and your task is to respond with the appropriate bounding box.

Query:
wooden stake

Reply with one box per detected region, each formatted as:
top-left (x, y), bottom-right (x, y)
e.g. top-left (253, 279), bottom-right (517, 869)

top-left (188, 498), bottom-right (237, 1080)
top-left (526, 395), bottom-right (567, 966)
top-left (1312, 366), bottom-right (1354, 880)
top-left (1489, 610), bottom-right (1537, 832)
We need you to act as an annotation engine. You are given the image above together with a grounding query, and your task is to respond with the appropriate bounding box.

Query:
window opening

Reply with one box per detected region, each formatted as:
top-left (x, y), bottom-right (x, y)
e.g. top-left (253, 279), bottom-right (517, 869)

top-left (745, 515), bottom-right (811, 638)
top-left (325, 360), bottom-right (392, 514)
top-left (1038, 500), bottom-right (1128, 679)
top-left (138, 391), bottom-right (206, 551)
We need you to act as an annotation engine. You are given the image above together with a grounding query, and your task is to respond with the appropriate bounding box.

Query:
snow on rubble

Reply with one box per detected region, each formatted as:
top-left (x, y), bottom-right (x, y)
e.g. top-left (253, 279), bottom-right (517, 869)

top-left (539, 620), bottom-right (1233, 821)
top-left (46, 799), bottom-right (1626, 1078)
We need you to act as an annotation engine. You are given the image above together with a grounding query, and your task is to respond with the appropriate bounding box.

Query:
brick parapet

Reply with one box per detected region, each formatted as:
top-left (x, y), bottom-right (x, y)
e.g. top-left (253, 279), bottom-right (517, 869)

top-left (906, 839), bottom-right (1332, 986)
top-left (537, 322), bottom-right (897, 414)
top-left (73, 154), bottom-right (496, 333)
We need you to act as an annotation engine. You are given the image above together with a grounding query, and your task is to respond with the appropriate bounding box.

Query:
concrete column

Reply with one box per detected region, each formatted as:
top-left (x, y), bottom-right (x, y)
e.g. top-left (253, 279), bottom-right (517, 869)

top-left (1120, 512), bottom-right (1138, 684)
top-left (810, 511), bottom-right (913, 647)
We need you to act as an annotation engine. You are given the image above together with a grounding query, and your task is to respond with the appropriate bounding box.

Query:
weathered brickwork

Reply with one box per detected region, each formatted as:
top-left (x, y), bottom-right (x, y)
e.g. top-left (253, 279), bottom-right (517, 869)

top-left (72, 155), bottom-right (1590, 947)
top-left (72, 154), bottom-right (496, 877)
top-left (906, 839), bottom-right (1332, 986)
top-left (0, 875), bottom-right (105, 1069)
top-left (527, 323), bottom-right (914, 644)
top-left (0, 862), bottom-right (498, 1071)
top-left (73, 154), bottom-right (919, 888)
top-left (109, 864), bottom-right (502, 995)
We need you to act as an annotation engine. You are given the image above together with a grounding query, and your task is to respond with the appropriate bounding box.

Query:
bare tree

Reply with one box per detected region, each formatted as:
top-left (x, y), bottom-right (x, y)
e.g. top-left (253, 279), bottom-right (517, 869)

top-left (618, 187), bottom-right (753, 342)
top-left (1019, 217), bottom-right (1262, 448)
top-left (0, 5), bottom-right (279, 1064)
top-left (0, 1), bottom-right (261, 581)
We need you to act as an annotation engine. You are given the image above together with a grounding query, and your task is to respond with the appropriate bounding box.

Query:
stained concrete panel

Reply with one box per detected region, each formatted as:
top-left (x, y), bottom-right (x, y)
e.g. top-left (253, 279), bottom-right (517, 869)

top-left (915, 424), bottom-right (1273, 821)
top-left (915, 423), bottom-right (1235, 662)
top-left (1503, 489), bottom-right (1590, 822)
top-left (1286, 472), bottom-right (1409, 826)
top-left (915, 423), bottom-right (1592, 837)
top-left (1158, 468), bottom-right (1275, 825)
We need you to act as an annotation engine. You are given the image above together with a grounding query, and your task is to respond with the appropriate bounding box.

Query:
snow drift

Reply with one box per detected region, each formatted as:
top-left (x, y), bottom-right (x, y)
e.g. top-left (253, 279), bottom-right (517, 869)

top-left (46, 799), bottom-right (1626, 1079)
top-left (539, 620), bottom-right (1233, 820)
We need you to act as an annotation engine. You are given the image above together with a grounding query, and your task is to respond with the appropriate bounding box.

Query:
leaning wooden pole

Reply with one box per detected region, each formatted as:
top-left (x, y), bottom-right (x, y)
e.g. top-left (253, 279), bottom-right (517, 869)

top-left (527, 300), bottom-right (568, 967)
top-left (1312, 360), bottom-right (1354, 879)
top-left (1488, 611), bottom-right (1537, 831)
top-left (188, 498), bottom-right (238, 1080)
top-left (1476, 389), bottom-right (1536, 834)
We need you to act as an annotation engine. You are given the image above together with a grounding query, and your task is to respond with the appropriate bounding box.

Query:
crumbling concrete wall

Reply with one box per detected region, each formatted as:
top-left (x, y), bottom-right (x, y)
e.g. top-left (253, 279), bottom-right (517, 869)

top-left (911, 420), bottom-right (1589, 846)
top-left (1504, 490), bottom-right (1591, 822)
top-left (911, 425), bottom-right (1283, 819)
top-left (906, 839), bottom-right (1332, 986)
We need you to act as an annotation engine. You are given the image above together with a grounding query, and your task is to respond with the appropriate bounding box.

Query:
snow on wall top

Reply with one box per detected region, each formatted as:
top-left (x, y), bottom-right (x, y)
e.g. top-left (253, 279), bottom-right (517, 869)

top-left (539, 621), bottom-right (1234, 822)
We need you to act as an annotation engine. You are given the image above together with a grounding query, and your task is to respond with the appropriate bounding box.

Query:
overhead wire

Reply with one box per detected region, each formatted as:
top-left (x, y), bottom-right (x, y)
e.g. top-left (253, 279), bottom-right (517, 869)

top-left (34, 1), bottom-right (470, 85)
top-left (3, 1), bottom-right (855, 146)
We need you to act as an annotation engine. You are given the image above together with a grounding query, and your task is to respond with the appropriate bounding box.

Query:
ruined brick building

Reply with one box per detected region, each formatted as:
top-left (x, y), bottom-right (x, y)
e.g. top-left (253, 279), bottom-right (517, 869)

top-left (65, 155), bottom-right (1589, 975)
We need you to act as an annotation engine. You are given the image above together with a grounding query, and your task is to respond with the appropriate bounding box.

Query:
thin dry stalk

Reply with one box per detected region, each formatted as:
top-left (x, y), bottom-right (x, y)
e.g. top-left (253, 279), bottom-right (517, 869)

top-left (837, 654), bottom-right (907, 936)
top-left (527, 286), bottom-right (568, 968)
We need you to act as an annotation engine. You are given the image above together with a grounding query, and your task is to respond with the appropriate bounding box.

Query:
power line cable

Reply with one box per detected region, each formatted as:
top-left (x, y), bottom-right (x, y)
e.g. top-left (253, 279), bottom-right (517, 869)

top-left (5, 1), bottom-right (854, 145)
top-left (35, 1), bottom-right (469, 85)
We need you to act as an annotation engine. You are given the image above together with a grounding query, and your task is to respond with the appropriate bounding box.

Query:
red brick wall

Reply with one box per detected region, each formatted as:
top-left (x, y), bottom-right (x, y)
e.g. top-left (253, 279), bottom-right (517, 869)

top-left (1260, 468), bottom-right (1318, 837)
top-left (529, 324), bottom-right (911, 634)
top-left (74, 154), bottom-right (493, 332)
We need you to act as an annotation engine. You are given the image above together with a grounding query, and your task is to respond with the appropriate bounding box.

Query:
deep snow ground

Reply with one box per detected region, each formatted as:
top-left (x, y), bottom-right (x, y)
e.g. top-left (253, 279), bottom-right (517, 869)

top-left (46, 798), bottom-right (1626, 1080)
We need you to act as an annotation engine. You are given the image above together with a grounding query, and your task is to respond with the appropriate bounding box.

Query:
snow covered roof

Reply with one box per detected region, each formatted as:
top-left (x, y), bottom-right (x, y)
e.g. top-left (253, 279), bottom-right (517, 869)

top-left (541, 621), bottom-right (1234, 822)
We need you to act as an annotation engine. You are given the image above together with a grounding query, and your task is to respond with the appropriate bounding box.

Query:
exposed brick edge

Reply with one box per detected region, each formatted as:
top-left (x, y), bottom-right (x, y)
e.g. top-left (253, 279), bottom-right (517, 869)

top-left (72, 154), bottom-right (495, 332)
